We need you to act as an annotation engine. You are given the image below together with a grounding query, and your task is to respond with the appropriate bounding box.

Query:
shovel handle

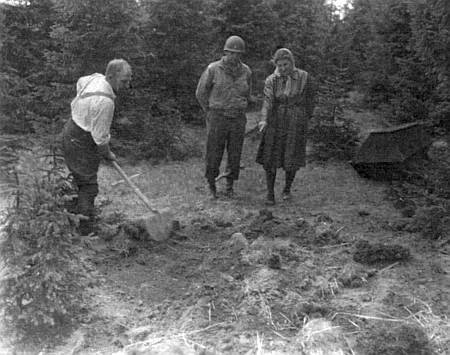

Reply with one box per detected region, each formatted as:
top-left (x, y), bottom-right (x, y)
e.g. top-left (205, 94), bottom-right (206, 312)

top-left (111, 161), bottom-right (159, 215)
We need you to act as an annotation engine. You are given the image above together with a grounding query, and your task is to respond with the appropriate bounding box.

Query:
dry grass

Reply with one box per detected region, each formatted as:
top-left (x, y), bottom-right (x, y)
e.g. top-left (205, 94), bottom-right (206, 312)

top-left (2, 113), bottom-right (449, 355)
top-left (93, 128), bottom-right (446, 355)
top-left (99, 124), bottom-right (398, 236)
top-left (297, 318), bottom-right (346, 355)
top-left (404, 299), bottom-right (450, 354)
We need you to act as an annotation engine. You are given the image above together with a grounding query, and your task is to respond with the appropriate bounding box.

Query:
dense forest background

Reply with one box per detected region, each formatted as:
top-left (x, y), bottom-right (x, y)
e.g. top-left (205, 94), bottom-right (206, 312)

top-left (1, 0), bottom-right (450, 160)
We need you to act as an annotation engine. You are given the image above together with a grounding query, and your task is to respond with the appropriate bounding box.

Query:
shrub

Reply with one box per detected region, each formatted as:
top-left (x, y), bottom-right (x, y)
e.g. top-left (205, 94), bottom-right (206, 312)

top-left (386, 144), bottom-right (450, 240)
top-left (310, 119), bottom-right (359, 162)
top-left (409, 205), bottom-right (449, 240)
top-left (0, 152), bottom-right (98, 341)
top-left (310, 68), bottom-right (359, 161)
top-left (112, 97), bottom-right (201, 163)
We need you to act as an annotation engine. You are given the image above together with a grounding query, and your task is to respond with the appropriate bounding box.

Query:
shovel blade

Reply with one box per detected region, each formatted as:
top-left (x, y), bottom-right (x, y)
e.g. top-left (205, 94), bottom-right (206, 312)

top-left (142, 209), bottom-right (174, 241)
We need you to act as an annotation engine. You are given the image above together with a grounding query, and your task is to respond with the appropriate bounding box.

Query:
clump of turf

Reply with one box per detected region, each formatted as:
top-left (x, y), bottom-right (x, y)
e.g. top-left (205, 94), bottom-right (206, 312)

top-left (357, 323), bottom-right (436, 355)
top-left (353, 239), bottom-right (411, 265)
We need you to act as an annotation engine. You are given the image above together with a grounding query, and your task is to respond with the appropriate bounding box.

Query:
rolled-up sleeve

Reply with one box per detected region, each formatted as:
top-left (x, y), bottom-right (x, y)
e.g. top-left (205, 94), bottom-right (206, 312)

top-left (90, 98), bottom-right (115, 145)
top-left (261, 76), bottom-right (275, 122)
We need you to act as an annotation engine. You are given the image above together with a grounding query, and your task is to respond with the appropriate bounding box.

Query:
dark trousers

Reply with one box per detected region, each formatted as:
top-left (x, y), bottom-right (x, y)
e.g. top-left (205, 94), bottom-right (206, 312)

top-left (204, 110), bottom-right (246, 182)
top-left (62, 119), bottom-right (100, 232)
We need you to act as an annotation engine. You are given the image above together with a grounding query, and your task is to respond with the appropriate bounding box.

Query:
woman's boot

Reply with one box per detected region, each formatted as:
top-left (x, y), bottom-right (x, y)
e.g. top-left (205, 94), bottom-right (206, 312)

top-left (282, 171), bottom-right (296, 200)
top-left (265, 170), bottom-right (276, 206)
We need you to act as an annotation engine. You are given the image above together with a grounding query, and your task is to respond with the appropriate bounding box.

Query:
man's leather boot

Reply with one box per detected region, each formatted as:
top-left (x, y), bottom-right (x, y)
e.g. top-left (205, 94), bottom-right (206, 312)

top-left (77, 194), bottom-right (96, 235)
top-left (208, 181), bottom-right (217, 200)
top-left (224, 178), bottom-right (235, 197)
top-left (265, 193), bottom-right (276, 206)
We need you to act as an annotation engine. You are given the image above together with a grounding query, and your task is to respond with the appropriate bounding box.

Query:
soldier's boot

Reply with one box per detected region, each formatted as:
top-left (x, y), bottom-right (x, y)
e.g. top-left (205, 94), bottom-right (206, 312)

top-left (223, 178), bottom-right (235, 198)
top-left (207, 180), bottom-right (217, 200)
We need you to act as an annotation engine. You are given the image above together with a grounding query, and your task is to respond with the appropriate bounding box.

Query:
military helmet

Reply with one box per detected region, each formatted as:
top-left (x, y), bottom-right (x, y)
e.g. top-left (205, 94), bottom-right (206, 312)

top-left (223, 36), bottom-right (245, 53)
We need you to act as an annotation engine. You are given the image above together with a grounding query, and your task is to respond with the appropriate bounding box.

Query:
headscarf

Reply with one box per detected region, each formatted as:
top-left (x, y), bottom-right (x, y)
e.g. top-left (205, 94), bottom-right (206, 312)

top-left (273, 48), bottom-right (296, 97)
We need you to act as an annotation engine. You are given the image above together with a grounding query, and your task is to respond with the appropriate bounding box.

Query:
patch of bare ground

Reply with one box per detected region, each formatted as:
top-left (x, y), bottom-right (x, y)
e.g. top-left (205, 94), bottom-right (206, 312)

top-left (2, 106), bottom-right (450, 355)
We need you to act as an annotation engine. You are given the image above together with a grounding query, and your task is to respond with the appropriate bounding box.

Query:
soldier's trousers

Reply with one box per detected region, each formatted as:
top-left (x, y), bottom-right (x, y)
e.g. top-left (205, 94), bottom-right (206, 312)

top-left (204, 110), bottom-right (246, 183)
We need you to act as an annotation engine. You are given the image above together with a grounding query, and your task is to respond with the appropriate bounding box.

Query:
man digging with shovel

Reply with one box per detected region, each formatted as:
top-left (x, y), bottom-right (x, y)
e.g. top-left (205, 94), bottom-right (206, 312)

top-left (62, 59), bottom-right (132, 235)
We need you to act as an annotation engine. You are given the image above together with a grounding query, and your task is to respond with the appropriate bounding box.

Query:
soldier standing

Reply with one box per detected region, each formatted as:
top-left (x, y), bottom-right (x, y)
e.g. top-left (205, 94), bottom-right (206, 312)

top-left (196, 36), bottom-right (252, 199)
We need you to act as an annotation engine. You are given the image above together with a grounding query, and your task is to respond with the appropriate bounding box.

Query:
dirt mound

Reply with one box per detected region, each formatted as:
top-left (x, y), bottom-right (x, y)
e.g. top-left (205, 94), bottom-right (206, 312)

top-left (353, 240), bottom-right (411, 265)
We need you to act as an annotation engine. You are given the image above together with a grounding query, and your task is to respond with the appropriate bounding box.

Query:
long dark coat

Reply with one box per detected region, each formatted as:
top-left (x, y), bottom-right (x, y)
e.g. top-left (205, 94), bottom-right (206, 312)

top-left (256, 69), bottom-right (315, 172)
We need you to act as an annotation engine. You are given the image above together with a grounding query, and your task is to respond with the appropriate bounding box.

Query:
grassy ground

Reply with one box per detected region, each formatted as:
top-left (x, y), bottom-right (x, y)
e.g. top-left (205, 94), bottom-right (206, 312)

top-left (1, 109), bottom-right (450, 355)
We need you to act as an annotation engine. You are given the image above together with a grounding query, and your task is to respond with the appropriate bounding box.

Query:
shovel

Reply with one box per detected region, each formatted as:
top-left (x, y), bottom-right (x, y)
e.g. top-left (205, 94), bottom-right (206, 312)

top-left (111, 161), bottom-right (173, 241)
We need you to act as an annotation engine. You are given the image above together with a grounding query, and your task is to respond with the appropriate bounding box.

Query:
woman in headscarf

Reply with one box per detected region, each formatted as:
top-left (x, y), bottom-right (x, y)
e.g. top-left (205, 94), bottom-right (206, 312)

top-left (256, 48), bottom-right (316, 205)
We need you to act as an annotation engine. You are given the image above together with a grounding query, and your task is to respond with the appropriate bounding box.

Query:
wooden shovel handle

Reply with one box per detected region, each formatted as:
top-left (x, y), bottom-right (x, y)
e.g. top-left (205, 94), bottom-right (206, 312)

top-left (111, 161), bottom-right (159, 215)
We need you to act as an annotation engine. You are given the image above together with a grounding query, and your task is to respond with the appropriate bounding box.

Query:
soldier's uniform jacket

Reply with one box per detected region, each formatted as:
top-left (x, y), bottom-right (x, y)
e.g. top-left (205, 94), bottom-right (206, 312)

top-left (196, 57), bottom-right (252, 117)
